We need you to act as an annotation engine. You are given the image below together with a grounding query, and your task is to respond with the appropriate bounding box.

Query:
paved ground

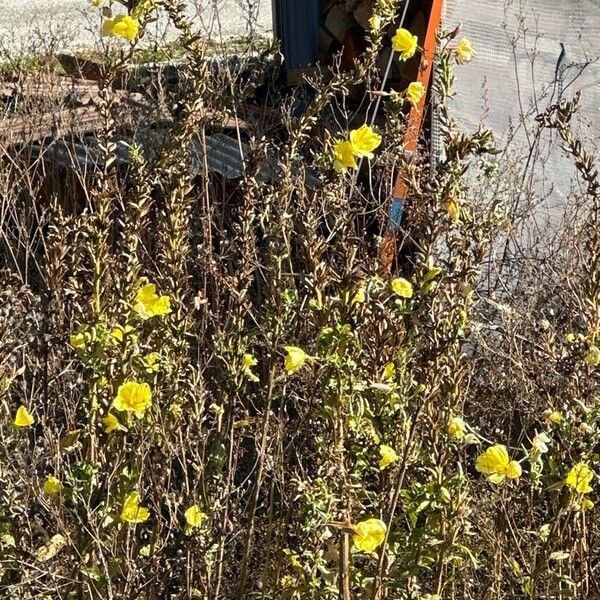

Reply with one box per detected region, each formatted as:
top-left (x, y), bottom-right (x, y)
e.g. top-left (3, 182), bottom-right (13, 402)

top-left (0, 0), bottom-right (273, 50)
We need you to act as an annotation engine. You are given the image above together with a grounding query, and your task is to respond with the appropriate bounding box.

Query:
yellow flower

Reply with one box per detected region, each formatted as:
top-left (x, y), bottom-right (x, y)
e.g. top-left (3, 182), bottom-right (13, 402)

top-left (581, 498), bottom-right (595, 511)
top-left (353, 518), bottom-right (387, 553)
top-left (391, 28), bottom-right (418, 60)
top-left (284, 346), bottom-right (307, 373)
top-left (382, 362), bottom-right (395, 380)
top-left (89, 0), bottom-right (102, 5)
top-left (531, 432), bottom-right (550, 454)
top-left (101, 413), bottom-right (121, 433)
top-left (379, 445), bottom-right (399, 470)
top-left (475, 444), bottom-right (522, 484)
top-left (13, 405), bottom-right (34, 427)
top-left (455, 38), bottom-right (476, 64)
top-left (405, 81), bottom-right (425, 107)
top-left (565, 462), bottom-right (594, 494)
top-left (352, 286), bottom-right (366, 304)
top-left (143, 352), bottom-right (161, 373)
top-left (391, 277), bottom-right (413, 298)
top-left (368, 14), bottom-right (382, 32)
top-left (184, 505), bottom-right (206, 528)
top-left (43, 476), bottom-right (63, 495)
top-left (349, 125), bottom-right (382, 159)
top-left (112, 381), bottom-right (152, 418)
top-left (447, 416), bottom-right (466, 440)
top-left (584, 346), bottom-right (600, 366)
top-left (103, 15), bottom-right (140, 42)
top-left (120, 492), bottom-right (150, 523)
top-left (547, 410), bottom-right (564, 425)
top-left (446, 198), bottom-right (460, 222)
top-left (242, 354), bottom-right (257, 370)
top-left (242, 353), bottom-right (259, 381)
top-left (333, 140), bottom-right (358, 173)
top-left (133, 283), bottom-right (172, 320)
top-left (70, 329), bottom-right (87, 348)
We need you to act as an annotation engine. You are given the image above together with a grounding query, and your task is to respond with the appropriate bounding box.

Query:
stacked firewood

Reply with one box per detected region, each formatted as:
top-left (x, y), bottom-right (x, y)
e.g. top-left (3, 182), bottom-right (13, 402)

top-left (319, 0), bottom-right (428, 91)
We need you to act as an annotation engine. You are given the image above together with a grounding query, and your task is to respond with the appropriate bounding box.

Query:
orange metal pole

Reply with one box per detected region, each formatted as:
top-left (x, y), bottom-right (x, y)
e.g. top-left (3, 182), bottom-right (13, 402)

top-left (393, 0), bottom-right (445, 199)
top-left (379, 0), bottom-right (445, 274)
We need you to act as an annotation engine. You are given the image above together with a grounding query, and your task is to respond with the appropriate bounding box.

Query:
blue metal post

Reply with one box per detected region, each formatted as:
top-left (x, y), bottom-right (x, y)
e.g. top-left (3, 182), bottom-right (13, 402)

top-left (272, 0), bottom-right (320, 72)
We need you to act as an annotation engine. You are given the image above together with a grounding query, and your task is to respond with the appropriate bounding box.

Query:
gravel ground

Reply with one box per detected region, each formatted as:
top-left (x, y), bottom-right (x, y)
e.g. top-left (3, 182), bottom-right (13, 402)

top-left (0, 0), bottom-right (273, 51)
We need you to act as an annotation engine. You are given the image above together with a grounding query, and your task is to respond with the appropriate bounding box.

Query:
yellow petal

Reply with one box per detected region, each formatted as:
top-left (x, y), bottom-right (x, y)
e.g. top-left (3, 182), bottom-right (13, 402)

top-left (349, 124), bottom-right (382, 159)
top-left (378, 445), bottom-right (399, 470)
top-left (391, 28), bottom-right (418, 60)
top-left (43, 476), bottom-right (63, 495)
top-left (120, 492), bottom-right (150, 523)
top-left (391, 278), bottom-right (413, 298)
top-left (382, 362), bottom-right (395, 380)
top-left (113, 381), bottom-right (152, 418)
top-left (475, 444), bottom-right (509, 475)
top-left (70, 330), bottom-right (87, 348)
top-left (353, 518), bottom-right (387, 553)
top-left (134, 282), bottom-right (172, 319)
top-left (548, 410), bottom-right (564, 425)
top-left (333, 140), bottom-right (358, 173)
top-left (406, 81), bottom-right (425, 107)
top-left (455, 37), bottom-right (476, 64)
top-left (505, 460), bottom-right (522, 479)
top-left (284, 346), bottom-right (307, 373)
top-left (242, 353), bottom-right (257, 370)
top-left (101, 413), bottom-right (121, 433)
top-left (352, 287), bottom-right (366, 304)
top-left (144, 352), bottom-right (161, 373)
top-left (111, 15), bottom-right (140, 41)
top-left (565, 462), bottom-right (594, 494)
top-left (581, 498), bottom-right (594, 511)
top-left (184, 505), bottom-right (206, 528)
top-left (447, 416), bottom-right (466, 440)
top-left (13, 405), bottom-right (34, 427)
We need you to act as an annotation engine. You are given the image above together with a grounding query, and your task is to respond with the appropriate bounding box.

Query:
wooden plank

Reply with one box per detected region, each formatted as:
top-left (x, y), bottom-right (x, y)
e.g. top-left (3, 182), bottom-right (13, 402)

top-left (1, 106), bottom-right (113, 146)
top-left (0, 77), bottom-right (100, 97)
top-left (0, 77), bottom-right (104, 109)
top-left (0, 93), bottom-right (153, 146)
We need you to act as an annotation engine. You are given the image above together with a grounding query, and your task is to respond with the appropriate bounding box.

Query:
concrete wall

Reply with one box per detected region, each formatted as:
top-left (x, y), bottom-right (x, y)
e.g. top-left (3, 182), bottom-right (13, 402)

top-left (0, 0), bottom-right (274, 48)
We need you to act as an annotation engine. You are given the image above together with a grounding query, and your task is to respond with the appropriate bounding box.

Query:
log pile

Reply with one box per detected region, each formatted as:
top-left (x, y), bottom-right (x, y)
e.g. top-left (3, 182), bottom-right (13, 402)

top-left (318, 0), bottom-right (429, 91)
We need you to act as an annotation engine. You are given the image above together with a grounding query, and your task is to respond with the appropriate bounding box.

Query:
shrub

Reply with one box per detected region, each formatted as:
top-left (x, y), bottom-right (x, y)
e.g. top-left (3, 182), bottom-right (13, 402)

top-left (0, 1), bottom-right (598, 599)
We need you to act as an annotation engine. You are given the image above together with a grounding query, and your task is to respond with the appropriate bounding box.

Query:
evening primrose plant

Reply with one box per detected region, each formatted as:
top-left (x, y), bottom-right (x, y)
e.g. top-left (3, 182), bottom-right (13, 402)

top-left (1, 1), bottom-right (599, 598)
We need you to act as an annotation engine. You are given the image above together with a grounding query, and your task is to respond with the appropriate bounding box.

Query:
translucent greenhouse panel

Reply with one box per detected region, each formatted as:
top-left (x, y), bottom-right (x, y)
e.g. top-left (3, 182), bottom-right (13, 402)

top-left (440, 0), bottom-right (600, 207)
